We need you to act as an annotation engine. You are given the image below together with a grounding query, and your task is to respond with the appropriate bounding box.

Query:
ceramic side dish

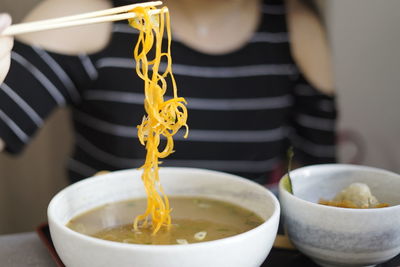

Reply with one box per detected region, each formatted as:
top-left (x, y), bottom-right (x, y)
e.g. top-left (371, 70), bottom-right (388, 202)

top-left (48, 167), bottom-right (280, 267)
top-left (279, 164), bottom-right (400, 267)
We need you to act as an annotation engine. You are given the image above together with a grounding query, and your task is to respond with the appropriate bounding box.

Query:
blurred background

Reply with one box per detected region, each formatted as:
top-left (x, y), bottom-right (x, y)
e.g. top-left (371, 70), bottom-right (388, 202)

top-left (0, 0), bottom-right (399, 234)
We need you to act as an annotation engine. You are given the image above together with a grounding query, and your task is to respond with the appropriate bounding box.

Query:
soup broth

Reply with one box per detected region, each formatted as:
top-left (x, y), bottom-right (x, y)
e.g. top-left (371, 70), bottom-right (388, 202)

top-left (67, 197), bottom-right (264, 245)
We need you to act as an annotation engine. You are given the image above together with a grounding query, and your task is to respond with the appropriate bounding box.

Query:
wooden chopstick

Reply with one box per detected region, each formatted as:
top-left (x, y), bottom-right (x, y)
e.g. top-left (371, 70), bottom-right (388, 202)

top-left (273, 234), bottom-right (296, 250)
top-left (1, 1), bottom-right (163, 37)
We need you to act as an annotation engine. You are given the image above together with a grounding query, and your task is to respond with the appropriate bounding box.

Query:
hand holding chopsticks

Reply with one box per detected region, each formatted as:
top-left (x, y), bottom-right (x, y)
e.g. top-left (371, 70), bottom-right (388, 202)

top-left (0, 14), bottom-right (13, 84)
top-left (1, 1), bottom-right (164, 37)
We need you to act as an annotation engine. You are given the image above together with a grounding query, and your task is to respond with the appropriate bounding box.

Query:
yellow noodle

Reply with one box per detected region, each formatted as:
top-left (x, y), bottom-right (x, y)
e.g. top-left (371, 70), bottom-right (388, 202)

top-left (128, 6), bottom-right (188, 234)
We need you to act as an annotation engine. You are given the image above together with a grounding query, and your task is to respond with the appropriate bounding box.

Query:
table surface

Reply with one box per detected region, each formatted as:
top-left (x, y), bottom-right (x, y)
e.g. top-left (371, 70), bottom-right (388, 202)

top-left (0, 232), bottom-right (55, 267)
top-left (1, 231), bottom-right (400, 267)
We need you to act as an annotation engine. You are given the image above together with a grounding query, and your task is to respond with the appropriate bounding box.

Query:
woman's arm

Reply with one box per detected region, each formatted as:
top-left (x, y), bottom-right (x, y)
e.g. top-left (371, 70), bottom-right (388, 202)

top-left (285, 0), bottom-right (337, 166)
top-left (17, 0), bottom-right (112, 55)
top-left (0, 0), bottom-right (112, 153)
top-left (286, 0), bottom-right (335, 95)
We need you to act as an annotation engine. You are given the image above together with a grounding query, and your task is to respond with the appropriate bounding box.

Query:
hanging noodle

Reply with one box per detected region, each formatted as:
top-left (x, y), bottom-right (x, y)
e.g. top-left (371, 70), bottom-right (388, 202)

top-left (128, 6), bottom-right (188, 234)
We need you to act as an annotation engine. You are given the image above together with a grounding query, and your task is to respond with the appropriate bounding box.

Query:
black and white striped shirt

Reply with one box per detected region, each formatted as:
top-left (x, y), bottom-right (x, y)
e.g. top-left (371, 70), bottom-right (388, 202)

top-left (0, 0), bottom-right (337, 184)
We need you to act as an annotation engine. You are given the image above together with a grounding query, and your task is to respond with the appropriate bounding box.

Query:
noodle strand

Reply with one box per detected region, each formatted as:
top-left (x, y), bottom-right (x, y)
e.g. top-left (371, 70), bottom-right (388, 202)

top-left (129, 6), bottom-right (188, 235)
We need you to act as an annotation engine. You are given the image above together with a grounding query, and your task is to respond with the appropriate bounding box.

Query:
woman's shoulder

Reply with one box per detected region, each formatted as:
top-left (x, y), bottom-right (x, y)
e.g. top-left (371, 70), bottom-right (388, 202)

top-left (17, 0), bottom-right (113, 55)
top-left (285, 0), bottom-right (335, 95)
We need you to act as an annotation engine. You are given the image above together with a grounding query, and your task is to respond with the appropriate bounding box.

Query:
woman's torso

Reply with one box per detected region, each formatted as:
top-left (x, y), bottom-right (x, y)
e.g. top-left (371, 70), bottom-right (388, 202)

top-left (68, 0), bottom-right (298, 183)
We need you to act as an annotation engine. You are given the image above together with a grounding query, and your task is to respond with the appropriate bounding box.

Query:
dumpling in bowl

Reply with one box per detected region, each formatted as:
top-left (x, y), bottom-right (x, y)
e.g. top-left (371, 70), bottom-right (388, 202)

top-left (319, 183), bottom-right (389, 209)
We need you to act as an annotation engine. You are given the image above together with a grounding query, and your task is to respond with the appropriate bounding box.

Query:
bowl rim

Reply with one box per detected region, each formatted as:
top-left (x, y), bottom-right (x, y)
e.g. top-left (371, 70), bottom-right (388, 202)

top-left (279, 163), bottom-right (400, 213)
top-left (48, 167), bottom-right (281, 251)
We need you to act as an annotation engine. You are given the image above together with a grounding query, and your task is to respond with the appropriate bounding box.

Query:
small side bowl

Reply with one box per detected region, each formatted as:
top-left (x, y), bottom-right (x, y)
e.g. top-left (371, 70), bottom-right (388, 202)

top-left (48, 167), bottom-right (280, 267)
top-left (279, 164), bottom-right (400, 267)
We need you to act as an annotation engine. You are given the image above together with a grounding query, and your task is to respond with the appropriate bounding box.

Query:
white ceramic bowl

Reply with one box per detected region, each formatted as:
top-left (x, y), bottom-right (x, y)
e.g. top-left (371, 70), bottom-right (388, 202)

top-left (279, 164), bottom-right (400, 267)
top-left (48, 167), bottom-right (280, 267)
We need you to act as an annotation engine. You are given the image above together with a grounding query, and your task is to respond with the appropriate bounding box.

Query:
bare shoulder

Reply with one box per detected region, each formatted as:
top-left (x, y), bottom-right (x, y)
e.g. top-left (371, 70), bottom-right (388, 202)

top-left (17, 0), bottom-right (113, 55)
top-left (285, 0), bottom-right (335, 95)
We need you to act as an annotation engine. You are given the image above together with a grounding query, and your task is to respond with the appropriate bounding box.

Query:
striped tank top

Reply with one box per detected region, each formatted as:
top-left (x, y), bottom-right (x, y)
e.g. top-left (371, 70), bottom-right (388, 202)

top-left (0, 0), bottom-right (337, 184)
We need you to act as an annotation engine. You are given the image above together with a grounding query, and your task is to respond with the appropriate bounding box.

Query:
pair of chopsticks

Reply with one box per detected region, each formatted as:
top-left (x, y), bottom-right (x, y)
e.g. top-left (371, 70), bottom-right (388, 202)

top-left (1, 1), bottom-right (164, 37)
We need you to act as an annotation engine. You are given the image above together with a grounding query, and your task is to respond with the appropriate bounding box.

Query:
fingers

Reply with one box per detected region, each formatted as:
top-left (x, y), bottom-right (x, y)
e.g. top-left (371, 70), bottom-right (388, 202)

top-left (0, 39), bottom-right (13, 83)
top-left (0, 55), bottom-right (11, 83)
top-left (0, 36), bottom-right (13, 58)
top-left (0, 13), bottom-right (12, 32)
top-left (0, 13), bottom-right (13, 84)
top-left (0, 13), bottom-right (14, 58)
top-left (0, 35), bottom-right (13, 83)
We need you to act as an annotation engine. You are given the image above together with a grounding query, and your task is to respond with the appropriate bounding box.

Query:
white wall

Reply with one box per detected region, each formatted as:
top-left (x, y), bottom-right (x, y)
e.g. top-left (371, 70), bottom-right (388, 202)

top-left (326, 1), bottom-right (400, 172)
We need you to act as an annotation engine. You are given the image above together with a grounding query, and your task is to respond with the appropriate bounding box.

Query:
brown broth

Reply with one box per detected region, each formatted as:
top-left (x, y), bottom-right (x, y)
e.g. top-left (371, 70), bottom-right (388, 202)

top-left (67, 197), bottom-right (264, 245)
